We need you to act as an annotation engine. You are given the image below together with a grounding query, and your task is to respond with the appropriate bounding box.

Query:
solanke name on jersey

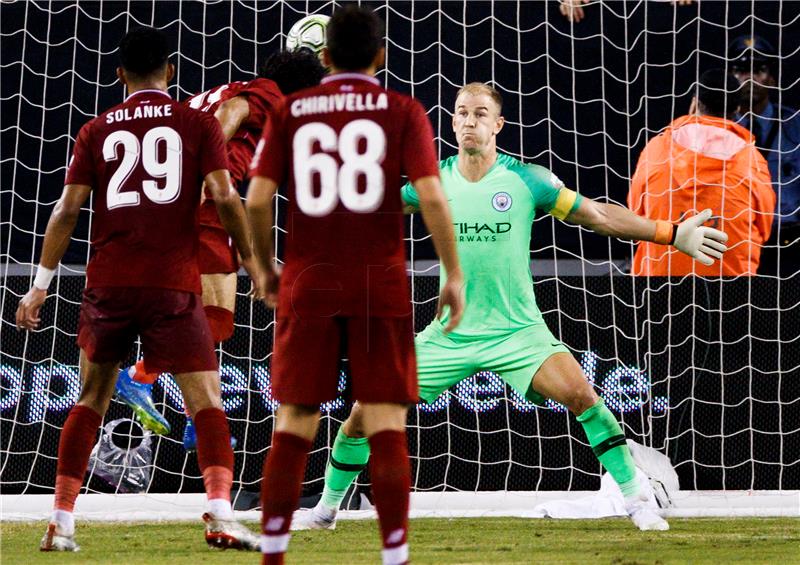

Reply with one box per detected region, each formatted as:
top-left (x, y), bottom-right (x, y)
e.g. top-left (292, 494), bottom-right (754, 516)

top-left (453, 222), bottom-right (512, 242)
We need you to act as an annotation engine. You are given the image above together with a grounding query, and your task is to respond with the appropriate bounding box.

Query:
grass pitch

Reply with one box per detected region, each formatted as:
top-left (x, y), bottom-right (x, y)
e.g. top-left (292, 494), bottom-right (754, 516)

top-left (2, 518), bottom-right (798, 564)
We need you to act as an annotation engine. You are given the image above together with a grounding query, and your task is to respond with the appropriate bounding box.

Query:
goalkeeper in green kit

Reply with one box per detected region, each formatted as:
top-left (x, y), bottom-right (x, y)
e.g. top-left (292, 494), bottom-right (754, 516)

top-left (295, 82), bottom-right (729, 532)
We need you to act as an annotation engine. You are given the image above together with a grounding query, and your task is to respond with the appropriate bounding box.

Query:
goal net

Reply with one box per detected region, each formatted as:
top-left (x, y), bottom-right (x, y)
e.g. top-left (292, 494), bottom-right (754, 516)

top-left (1, 0), bottom-right (798, 520)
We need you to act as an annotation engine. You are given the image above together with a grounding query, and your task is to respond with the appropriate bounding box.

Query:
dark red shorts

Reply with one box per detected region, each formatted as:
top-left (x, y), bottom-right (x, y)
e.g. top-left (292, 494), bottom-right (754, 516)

top-left (271, 314), bottom-right (417, 405)
top-left (198, 200), bottom-right (237, 274)
top-left (77, 287), bottom-right (218, 375)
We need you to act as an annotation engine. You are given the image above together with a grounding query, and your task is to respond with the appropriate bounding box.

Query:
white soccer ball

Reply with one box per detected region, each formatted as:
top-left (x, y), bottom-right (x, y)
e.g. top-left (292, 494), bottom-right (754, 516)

top-left (285, 14), bottom-right (330, 55)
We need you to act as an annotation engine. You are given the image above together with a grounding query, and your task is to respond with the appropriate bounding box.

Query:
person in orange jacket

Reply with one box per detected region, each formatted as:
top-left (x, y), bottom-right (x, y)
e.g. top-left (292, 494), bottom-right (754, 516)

top-left (628, 69), bottom-right (775, 276)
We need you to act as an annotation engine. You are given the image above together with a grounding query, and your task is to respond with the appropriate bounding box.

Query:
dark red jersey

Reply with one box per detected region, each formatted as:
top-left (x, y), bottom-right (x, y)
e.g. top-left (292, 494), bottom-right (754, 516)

top-left (250, 73), bottom-right (439, 317)
top-left (65, 89), bottom-right (228, 294)
top-left (186, 78), bottom-right (283, 186)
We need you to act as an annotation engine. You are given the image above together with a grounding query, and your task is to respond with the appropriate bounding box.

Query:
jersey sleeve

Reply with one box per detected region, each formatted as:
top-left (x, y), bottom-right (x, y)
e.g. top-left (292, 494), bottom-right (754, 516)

top-left (518, 164), bottom-right (582, 220)
top-left (64, 122), bottom-right (96, 186)
top-left (401, 98), bottom-right (439, 183)
top-left (250, 102), bottom-right (287, 184)
top-left (238, 79), bottom-right (282, 130)
top-left (198, 114), bottom-right (230, 176)
top-left (400, 181), bottom-right (420, 208)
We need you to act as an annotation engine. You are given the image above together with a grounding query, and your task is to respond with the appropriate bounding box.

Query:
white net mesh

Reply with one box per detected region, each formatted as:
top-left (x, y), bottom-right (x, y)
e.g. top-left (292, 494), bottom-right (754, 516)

top-left (1, 0), bottom-right (798, 512)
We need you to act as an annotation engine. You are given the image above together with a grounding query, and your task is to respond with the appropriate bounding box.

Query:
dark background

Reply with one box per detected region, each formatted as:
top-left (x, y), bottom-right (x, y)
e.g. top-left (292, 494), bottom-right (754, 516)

top-left (1, 274), bottom-right (798, 494)
top-left (2, 0), bottom-right (799, 265)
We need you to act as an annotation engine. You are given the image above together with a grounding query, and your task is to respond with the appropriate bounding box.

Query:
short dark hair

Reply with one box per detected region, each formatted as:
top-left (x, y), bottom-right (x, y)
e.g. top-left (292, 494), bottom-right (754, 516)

top-left (118, 27), bottom-right (169, 78)
top-left (697, 69), bottom-right (741, 118)
top-left (259, 49), bottom-right (326, 95)
top-left (326, 4), bottom-right (383, 71)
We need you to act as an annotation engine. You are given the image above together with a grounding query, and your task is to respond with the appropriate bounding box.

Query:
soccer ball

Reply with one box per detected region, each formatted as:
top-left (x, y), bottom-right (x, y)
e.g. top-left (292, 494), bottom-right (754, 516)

top-left (285, 14), bottom-right (330, 56)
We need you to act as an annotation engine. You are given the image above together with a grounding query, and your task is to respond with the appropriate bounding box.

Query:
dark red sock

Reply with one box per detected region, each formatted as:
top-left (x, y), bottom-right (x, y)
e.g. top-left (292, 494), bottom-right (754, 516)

top-left (261, 431), bottom-right (312, 565)
top-left (204, 305), bottom-right (234, 343)
top-left (194, 408), bottom-right (234, 500)
top-left (54, 405), bottom-right (102, 511)
top-left (369, 430), bottom-right (411, 565)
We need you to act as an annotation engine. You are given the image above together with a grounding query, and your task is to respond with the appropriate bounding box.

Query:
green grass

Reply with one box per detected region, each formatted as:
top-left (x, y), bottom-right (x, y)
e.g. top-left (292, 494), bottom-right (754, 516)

top-left (2, 518), bottom-right (798, 564)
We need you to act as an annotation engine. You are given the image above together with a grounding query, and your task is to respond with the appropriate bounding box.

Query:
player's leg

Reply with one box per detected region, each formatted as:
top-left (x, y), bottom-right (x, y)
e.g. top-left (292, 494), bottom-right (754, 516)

top-left (300, 320), bottom-right (473, 531)
top-left (348, 316), bottom-right (419, 565)
top-left (183, 271), bottom-right (238, 451)
top-left (260, 313), bottom-right (341, 564)
top-left (530, 352), bottom-right (669, 531)
top-left (293, 402), bottom-right (369, 530)
top-left (42, 350), bottom-right (119, 552)
top-left (360, 402), bottom-right (412, 565)
top-left (140, 288), bottom-right (258, 549)
top-left (43, 288), bottom-right (138, 551)
top-left (261, 404), bottom-right (320, 564)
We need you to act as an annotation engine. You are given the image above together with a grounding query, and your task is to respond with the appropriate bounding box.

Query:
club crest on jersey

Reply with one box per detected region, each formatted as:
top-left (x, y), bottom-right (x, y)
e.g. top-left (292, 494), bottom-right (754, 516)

top-left (492, 192), bottom-right (512, 212)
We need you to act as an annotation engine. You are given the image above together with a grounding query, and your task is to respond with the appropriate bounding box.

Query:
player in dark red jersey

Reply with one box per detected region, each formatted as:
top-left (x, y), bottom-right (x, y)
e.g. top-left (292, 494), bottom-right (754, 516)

top-left (15, 27), bottom-right (261, 552)
top-left (247, 6), bottom-right (464, 565)
top-left (113, 50), bottom-right (326, 448)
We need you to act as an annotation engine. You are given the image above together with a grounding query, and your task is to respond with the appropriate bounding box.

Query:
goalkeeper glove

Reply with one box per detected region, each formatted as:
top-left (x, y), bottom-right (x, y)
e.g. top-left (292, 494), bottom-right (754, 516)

top-left (673, 209), bottom-right (729, 266)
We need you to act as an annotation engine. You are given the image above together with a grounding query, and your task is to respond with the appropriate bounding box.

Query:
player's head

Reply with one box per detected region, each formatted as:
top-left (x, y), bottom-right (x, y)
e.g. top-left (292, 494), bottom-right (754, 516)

top-left (259, 49), bottom-right (326, 95)
top-left (693, 69), bottom-right (741, 119)
top-left (117, 27), bottom-right (174, 88)
top-left (727, 35), bottom-right (776, 108)
top-left (452, 83), bottom-right (505, 156)
top-left (323, 4), bottom-right (385, 73)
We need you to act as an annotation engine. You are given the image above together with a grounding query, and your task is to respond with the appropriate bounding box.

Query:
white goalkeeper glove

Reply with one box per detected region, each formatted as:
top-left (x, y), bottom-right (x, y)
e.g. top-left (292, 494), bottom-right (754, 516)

top-left (673, 209), bottom-right (729, 266)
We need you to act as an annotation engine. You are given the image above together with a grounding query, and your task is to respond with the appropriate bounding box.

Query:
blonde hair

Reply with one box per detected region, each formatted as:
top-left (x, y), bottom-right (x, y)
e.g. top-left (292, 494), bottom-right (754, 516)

top-left (456, 82), bottom-right (503, 114)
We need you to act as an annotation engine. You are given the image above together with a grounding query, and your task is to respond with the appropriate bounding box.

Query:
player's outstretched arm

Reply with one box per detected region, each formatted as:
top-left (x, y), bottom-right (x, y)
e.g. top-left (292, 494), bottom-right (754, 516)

top-left (245, 175), bottom-right (280, 308)
top-left (566, 196), bottom-right (729, 267)
top-left (214, 97), bottom-right (250, 143)
top-left (413, 175), bottom-right (464, 331)
top-left (16, 184), bottom-right (91, 330)
top-left (205, 169), bottom-right (263, 298)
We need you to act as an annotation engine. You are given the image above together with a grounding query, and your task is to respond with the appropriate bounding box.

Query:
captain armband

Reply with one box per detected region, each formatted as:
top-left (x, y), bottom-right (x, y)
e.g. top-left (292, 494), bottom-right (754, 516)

top-left (550, 188), bottom-right (581, 221)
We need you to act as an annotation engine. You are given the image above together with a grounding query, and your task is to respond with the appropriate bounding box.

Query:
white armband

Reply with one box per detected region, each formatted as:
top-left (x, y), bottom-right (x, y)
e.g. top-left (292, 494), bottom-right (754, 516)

top-left (33, 265), bottom-right (56, 290)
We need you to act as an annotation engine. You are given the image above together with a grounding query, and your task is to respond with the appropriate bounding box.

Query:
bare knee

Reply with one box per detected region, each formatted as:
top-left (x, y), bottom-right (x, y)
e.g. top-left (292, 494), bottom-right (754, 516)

top-left (173, 371), bottom-right (222, 415)
top-left (341, 402), bottom-right (366, 438)
top-left (360, 403), bottom-right (408, 437)
top-left (275, 404), bottom-right (320, 441)
top-left (565, 383), bottom-right (599, 416)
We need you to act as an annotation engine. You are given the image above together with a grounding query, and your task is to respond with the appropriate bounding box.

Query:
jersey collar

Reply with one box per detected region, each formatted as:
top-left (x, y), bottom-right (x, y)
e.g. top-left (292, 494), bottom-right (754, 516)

top-left (125, 89), bottom-right (171, 102)
top-left (321, 72), bottom-right (380, 86)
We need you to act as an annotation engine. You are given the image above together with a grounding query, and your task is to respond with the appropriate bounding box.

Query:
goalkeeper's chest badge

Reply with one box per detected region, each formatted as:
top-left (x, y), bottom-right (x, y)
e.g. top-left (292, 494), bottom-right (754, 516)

top-left (492, 192), bottom-right (513, 212)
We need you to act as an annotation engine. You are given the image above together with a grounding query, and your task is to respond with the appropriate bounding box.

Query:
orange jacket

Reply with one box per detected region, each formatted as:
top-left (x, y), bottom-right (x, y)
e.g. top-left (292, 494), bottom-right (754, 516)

top-left (628, 114), bottom-right (774, 276)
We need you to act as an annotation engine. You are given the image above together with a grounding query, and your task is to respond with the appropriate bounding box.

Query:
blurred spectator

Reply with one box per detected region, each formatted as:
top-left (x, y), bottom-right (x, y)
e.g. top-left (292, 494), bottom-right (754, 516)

top-left (628, 69), bottom-right (774, 276)
top-left (729, 35), bottom-right (800, 276)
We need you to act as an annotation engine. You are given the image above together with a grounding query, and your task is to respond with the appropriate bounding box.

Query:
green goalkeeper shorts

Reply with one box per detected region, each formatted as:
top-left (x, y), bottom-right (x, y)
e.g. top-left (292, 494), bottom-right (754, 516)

top-left (415, 320), bottom-right (570, 405)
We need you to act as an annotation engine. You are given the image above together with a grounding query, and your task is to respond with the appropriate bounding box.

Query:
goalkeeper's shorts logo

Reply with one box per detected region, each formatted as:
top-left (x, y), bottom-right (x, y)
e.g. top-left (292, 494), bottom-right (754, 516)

top-left (492, 192), bottom-right (512, 212)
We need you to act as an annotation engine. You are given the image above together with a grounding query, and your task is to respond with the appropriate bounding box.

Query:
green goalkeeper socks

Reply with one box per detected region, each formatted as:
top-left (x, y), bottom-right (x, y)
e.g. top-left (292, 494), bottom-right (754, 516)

top-left (576, 399), bottom-right (640, 498)
top-left (319, 428), bottom-right (371, 510)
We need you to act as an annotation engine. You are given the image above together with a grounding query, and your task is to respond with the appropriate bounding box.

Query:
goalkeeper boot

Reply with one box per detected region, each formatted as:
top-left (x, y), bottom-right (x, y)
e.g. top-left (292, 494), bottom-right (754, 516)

top-left (183, 416), bottom-right (237, 452)
top-left (115, 367), bottom-right (171, 435)
top-left (202, 512), bottom-right (260, 551)
top-left (625, 495), bottom-right (670, 531)
top-left (291, 503), bottom-right (338, 531)
top-left (39, 523), bottom-right (80, 552)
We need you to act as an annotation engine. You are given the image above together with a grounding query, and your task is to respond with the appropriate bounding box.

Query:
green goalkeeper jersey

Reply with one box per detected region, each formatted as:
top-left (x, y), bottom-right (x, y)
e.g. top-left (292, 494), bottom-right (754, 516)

top-left (402, 153), bottom-right (582, 338)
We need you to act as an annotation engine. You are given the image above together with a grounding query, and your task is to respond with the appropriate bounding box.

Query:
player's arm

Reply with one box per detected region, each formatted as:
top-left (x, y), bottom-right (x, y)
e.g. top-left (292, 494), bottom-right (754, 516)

top-left (16, 184), bottom-right (91, 330)
top-left (565, 193), bottom-right (729, 266)
top-left (413, 176), bottom-right (464, 331)
top-left (245, 175), bottom-right (280, 308)
top-left (213, 96), bottom-right (250, 143)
